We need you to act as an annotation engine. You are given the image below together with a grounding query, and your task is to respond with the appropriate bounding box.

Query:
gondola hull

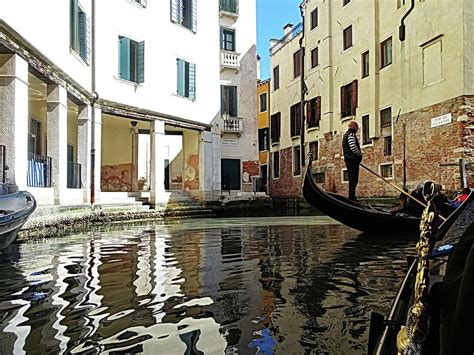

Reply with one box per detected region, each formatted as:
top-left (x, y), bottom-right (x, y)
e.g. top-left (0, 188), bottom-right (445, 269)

top-left (302, 168), bottom-right (420, 233)
top-left (0, 191), bottom-right (36, 250)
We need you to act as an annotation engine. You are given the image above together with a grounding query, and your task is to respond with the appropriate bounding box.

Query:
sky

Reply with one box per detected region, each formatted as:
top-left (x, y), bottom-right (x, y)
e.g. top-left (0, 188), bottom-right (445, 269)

top-left (257, 0), bottom-right (302, 80)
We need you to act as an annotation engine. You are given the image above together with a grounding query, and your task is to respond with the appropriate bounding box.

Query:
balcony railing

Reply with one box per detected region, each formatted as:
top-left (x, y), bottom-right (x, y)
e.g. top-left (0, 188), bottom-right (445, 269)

top-left (269, 22), bottom-right (303, 56)
top-left (67, 161), bottom-right (82, 189)
top-left (0, 145), bottom-right (5, 183)
top-left (222, 117), bottom-right (243, 133)
top-left (27, 152), bottom-right (52, 188)
top-left (220, 50), bottom-right (240, 70)
top-left (219, 0), bottom-right (239, 16)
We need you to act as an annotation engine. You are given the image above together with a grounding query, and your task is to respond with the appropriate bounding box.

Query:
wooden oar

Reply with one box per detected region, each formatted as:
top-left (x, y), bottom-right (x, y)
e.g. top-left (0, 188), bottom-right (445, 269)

top-left (360, 163), bottom-right (447, 222)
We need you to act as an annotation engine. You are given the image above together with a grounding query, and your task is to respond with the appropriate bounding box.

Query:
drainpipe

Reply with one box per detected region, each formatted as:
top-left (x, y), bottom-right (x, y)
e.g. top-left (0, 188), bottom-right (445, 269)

top-left (90, 0), bottom-right (98, 206)
top-left (399, 0), bottom-right (415, 42)
top-left (299, 1), bottom-right (307, 167)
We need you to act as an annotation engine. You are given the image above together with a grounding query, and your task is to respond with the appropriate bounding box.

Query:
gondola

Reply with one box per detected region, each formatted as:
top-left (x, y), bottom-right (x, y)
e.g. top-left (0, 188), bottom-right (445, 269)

top-left (368, 188), bottom-right (474, 354)
top-left (0, 191), bottom-right (36, 250)
top-left (302, 163), bottom-right (422, 233)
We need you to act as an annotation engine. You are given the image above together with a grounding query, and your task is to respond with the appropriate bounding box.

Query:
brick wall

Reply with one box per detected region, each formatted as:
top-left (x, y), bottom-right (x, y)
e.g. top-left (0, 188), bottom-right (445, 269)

top-left (269, 95), bottom-right (474, 199)
top-left (269, 146), bottom-right (303, 198)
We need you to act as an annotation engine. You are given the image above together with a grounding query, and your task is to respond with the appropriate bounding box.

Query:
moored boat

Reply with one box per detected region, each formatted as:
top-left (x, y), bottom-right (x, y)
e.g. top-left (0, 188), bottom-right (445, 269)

top-left (0, 191), bottom-right (36, 250)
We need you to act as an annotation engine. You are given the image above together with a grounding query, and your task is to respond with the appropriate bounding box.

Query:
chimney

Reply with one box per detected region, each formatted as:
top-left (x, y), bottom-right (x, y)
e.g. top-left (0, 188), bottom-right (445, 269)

top-left (283, 23), bottom-right (294, 36)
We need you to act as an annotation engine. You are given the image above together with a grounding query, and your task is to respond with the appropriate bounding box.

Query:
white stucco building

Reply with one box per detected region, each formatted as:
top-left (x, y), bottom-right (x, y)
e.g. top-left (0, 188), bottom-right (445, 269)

top-left (0, 0), bottom-right (257, 207)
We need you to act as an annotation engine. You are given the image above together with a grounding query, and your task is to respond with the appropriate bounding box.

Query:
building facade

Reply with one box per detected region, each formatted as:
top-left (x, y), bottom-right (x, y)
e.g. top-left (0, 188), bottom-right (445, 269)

top-left (257, 79), bottom-right (270, 193)
top-left (0, 0), bottom-right (257, 207)
top-left (269, 0), bottom-right (474, 199)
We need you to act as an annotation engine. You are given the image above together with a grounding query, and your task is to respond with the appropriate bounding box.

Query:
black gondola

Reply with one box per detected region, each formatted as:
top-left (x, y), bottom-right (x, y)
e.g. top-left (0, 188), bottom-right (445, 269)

top-left (0, 191), bottom-right (36, 250)
top-left (368, 188), bottom-right (474, 354)
top-left (303, 164), bottom-right (422, 233)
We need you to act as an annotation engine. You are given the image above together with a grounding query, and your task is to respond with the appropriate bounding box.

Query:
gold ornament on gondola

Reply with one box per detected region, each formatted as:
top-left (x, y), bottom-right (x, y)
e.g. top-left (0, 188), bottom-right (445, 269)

top-left (397, 182), bottom-right (441, 355)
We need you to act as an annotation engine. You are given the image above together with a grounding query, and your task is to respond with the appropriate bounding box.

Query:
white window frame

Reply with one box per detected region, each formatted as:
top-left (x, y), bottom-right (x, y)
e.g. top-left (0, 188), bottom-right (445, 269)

top-left (379, 163), bottom-right (394, 179)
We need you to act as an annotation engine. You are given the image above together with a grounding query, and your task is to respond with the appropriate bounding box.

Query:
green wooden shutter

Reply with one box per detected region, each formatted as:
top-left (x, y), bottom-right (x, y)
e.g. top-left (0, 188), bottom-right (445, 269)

top-left (177, 59), bottom-right (185, 96)
top-left (189, 63), bottom-right (196, 100)
top-left (220, 86), bottom-right (225, 114)
top-left (137, 41), bottom-right (145, 83)
top-left (70, 0), bottom-right (78, 50)
top-left (171, 0), bottom-right (178, 23)
top-left (220, 27), bottom-right (224, 50)
top-left (119, 37), bottom-right (131, 80)
top-left (192, 0), bottom-right (197, 33)
top-left (78, 11), bottom-right (89, 64)
top-left (231, 86), bottom-right (237, 116)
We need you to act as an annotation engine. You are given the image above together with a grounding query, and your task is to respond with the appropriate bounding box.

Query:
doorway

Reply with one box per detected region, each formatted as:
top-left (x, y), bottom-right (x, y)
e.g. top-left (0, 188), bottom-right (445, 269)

top-left (221, 158), bottom-right (241, 191)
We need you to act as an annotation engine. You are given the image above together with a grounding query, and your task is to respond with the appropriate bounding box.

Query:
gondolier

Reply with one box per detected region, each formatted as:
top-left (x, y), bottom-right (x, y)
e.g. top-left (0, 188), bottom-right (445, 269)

top-left (342, 121), bottom-right (362, 201)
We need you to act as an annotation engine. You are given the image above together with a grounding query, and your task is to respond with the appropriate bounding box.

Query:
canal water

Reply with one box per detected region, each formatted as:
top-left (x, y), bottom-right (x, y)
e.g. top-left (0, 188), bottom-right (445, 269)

top-left (0, 216), bottom-right (415, 354)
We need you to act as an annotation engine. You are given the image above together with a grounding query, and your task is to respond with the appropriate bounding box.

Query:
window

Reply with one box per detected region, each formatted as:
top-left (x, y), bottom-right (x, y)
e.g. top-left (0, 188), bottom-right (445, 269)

top-left (343, 0), bottom-right (351, 5)
top-left (343, 25), bottom-right (353, 50)
top-left (307, 96), bottom-right (321, 128)
top-left (273, 66), bottom-right (280, 90)
top-left (258, 128), bottom-right (269, 151)
top-left (132, 0), bottom-right (147, 7)
top-left (221, 27), bottom-right (235, 51)
top-left (293, 50), bottom-right (302, 78)
top-left (270, 112), bottom-right (281, 143)
top-left (118, 36), bottom-right (145, 83)
top-left (70, 0), bottom-right (90, 64)
top-left (221, 85), bottom-right (237, 116)
top-left (384, 136), bottom-right (392, 156)
top-left (28, 119), bottom-right (42, 155)
top-left (290, 103), bottom-right (301, 137)
top-left (310, 141), bottom-right (319, 161)
top-left (273, 152), bottom-right (280, 178)
top-left (381, 37), bottom-right (392, 68)
top-left (380, 163), bottom-right (393, 178)
top-left (340, 80), bottom-right (357, 118)
top-left (177, 58), bottom-right (196, 99)
top-left (293, 146), bottom-right (301, 176)
top-left (361, 51), bottom-right (369, 78)
top-left (362, 115), bottom-right (371, 145)
top-left (311, 8), bottom-right (318, 30)
top-left (342, 169), bottom-right (349, 182)
top-left (380, 107), bottom-right (392, 128)
top-left (171, 0), bottom-right (197, 32)
top-left (259, 93), bottom-right (267, 113)
top-left (313, 172), bottom-right (325, 183)
top-left (311, 47), bottom-right (319, 68)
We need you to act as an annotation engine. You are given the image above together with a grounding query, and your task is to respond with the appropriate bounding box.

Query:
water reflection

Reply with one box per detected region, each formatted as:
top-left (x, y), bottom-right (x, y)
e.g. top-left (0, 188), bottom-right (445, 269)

top-left (0, 217), bottom-right (414, 354)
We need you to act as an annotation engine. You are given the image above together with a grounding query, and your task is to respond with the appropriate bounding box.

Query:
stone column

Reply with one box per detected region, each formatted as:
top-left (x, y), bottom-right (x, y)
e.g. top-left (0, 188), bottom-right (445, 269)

top-left (91, 107), bottom-right (102, 204)
top-left (77, 105), bottom-right (91, 203)
top-left (47, 84), bottom-right (68, 204)
top-left (150, 120), bottom-right (166, 207)
top-left (0, 54), bottom-right (29, 189)
top-left (211, 131), bottom-right (222, 192)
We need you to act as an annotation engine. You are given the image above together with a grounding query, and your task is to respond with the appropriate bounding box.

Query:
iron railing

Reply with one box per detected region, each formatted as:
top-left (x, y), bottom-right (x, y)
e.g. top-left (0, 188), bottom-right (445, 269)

top-left (0, 145), bottom-right (5, 183)
top-left (27, 152), bottom-right (52, 188)
top-left (67, 161), bottom-right (82, 189)
top-left (219, 0), bottom-right (238, 15)
top-left (269, 22), bottom-right (302, 56)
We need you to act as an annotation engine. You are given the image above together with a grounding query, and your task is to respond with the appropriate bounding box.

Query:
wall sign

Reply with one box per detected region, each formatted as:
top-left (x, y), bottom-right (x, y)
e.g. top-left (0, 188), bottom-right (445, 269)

top-left (431, 113), bottom-right (452, 128)
top-left (222, 139), bottom-right (239, 147)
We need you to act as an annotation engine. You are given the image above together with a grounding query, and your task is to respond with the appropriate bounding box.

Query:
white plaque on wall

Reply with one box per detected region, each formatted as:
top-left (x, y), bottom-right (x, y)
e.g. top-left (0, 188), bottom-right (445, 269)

top-left (221, 138), bottom-right (239, 147)
top-left (431, 113), bottom-right (452, 128)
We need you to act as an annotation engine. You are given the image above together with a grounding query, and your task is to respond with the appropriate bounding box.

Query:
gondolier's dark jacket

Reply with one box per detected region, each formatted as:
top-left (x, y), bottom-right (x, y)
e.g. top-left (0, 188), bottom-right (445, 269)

top-left (343, 128), bottom-right (362, 162)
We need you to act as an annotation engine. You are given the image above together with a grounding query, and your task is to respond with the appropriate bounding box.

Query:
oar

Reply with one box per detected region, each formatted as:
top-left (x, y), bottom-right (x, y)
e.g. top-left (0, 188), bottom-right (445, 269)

top-left (360, 163), bottom-right (447, 222)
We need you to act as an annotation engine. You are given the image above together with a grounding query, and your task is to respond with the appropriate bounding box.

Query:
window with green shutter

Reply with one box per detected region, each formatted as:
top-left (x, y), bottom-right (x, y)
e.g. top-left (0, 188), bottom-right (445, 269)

top-left (177, 59), bottom-right (196, 100)
top-left (221, 85), bottom-right (237, 116)
top-left (171, 0), bottom-right (197, 32)
top-left (70, 0), bottom-right (90, 64)
top-left (118, 36), bottom-right (145, 84)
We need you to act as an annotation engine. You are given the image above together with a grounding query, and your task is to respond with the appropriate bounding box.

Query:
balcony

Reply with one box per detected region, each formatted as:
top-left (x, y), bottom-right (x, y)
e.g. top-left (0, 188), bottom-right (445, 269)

top-left (220, 50), bottom-right (240, 71)
top-left (27, 152), bottom-right (52, 188)
top-left (222, 117), bottom-right (243, 134)
top-left (219, 0), bottom-right (239, 18)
